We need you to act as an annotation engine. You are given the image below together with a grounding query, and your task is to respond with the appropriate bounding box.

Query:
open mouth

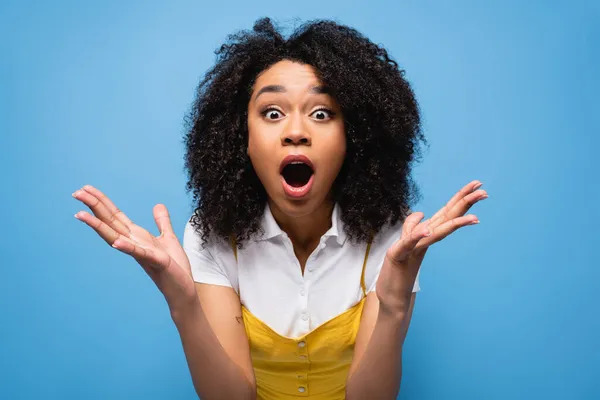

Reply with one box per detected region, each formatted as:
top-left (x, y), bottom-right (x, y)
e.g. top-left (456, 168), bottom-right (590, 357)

top-left (281, 162), bottom-right (314, 187)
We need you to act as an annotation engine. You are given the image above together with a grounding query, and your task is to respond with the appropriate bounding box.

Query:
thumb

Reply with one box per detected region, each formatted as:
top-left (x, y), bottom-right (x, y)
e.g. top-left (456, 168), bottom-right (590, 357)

top-left (153, 204), bottom-right (175, 237)
top-left (388, 222), bottom-right (431, 264)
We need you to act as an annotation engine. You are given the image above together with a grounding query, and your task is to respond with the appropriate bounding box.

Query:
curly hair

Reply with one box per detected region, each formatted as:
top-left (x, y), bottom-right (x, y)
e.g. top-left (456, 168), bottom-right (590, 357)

top-left (184, 17), bottom-right (427, 248)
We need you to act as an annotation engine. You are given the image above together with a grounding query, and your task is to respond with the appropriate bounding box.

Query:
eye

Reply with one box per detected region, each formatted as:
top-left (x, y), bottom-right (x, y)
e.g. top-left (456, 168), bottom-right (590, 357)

top-left (261, 108), bottom-right (284, 121)
top-left (310, 108), bottom-right (335, 121)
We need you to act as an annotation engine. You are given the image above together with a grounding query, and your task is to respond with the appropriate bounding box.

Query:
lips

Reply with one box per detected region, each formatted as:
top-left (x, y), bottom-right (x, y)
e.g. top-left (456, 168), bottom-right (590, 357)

top-left (279, 154), bottom-right (315, 198)
top-left (279, 154), bottom-right (314, 174)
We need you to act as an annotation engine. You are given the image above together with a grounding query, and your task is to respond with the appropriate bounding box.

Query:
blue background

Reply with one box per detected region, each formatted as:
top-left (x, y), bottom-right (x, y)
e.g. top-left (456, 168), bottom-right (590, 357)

top-left (1, 0), bottom-right (598, 399)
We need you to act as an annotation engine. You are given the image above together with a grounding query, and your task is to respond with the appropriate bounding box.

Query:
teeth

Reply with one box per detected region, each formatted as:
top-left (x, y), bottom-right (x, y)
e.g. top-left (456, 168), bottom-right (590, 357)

top-left (288, 185), bottom-right (307, 191)
top-left (290, 161), bottom-right (305, 165)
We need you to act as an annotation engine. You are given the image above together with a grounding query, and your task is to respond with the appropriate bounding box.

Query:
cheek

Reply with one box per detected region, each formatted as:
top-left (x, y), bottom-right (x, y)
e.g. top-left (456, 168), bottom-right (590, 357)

top-left (247, 115), bottom-right (274, 149)
top-left (246, 119), bottom-right (262, 157)
top-left (327, 126), bottom-right (347, 168)
top-left (246, 121), bottom-right (272, 174)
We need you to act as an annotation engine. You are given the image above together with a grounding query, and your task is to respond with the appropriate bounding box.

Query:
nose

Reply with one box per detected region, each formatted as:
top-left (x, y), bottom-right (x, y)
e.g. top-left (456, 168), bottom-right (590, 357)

top-left (281, 114), bottom-right (311, 146)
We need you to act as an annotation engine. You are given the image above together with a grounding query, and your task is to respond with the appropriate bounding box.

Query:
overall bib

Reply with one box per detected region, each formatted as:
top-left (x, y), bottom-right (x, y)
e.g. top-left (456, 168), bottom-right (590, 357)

top-left (230, 237), bottom-right (372, 399)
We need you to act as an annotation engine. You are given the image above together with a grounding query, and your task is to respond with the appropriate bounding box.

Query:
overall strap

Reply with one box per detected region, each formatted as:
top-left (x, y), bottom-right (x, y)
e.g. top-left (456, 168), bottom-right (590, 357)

top-left (229, 234), bottom-right (238, 263)
top-left (360, 235), bottom-right (374, 297)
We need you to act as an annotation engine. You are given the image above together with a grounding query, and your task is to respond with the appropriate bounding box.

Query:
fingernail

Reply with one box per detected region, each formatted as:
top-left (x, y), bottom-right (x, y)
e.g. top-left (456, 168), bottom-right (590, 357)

top-left (470, 220), bottom-right (480, 225)
top-left (72, 191), bottom-right (79, 198)
top-left (74, 212), bottom-right (80, 219)
top-left (472, 182), bottom-right (483, 192)
top-left (424, 227), bottom-right (432, 236)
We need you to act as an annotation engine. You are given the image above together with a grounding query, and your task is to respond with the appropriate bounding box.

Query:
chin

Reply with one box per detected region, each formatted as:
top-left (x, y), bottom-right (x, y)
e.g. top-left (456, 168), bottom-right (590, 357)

top-left (269, 193), bottom-right (320, 217)
top-left (269, 193), bottom-right (325, 218)
top-left (273, 196), bottom-right (312, 214)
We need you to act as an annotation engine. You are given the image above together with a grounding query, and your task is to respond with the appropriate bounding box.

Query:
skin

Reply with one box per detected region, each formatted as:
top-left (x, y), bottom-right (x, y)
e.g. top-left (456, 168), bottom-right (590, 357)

top-left (71, 59), bottom-right (489, 399)
top-left (247, 60), bottom-right (346, 268)
top-left (346, 180), bottom-right (488, 399)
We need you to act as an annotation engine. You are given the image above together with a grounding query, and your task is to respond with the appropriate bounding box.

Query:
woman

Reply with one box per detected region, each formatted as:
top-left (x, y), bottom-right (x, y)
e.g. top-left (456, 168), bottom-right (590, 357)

top-left (72, 17), bottom-right (487, 399)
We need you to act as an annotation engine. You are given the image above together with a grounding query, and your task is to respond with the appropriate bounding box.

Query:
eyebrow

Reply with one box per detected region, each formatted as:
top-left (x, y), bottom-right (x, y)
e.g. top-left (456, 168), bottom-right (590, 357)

top-left (253, 85), bottom-right (330, 101)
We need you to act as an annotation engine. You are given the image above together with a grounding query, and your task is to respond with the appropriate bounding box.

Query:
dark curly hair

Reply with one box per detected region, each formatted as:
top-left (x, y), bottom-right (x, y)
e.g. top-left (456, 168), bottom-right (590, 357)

top-left (184, 17), bottom-right (427, 248)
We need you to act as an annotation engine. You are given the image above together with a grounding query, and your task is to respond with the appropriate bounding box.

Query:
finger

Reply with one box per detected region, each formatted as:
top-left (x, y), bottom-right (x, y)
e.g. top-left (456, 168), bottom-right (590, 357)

top-left (401, 211), bottom-right (425, 240)
top-left (73, 188), bottom-right (131, 236)
top-left (428, 180), bottom-right (481, 224)
top-left (429, 181), bottom-right (486, 227)
top-left (443, 189), bottom-right (488, 222)
top-left (81, 185), bottom-right (133, 226)
top-left (388, 222), bottom-right (432, 264)
top-left (153, 204), bottom-right (175, 237)
top-left (112, 238), bottom-right (171, 270)
top-left (418, 214), bottom-right (479, 248)
top-left (75, 210), bottom-right (122, 245)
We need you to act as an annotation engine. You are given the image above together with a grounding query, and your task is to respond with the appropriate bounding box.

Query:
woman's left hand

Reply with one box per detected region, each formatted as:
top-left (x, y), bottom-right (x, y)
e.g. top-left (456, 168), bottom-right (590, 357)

top-left (376, 180), bottom-right (488, 313)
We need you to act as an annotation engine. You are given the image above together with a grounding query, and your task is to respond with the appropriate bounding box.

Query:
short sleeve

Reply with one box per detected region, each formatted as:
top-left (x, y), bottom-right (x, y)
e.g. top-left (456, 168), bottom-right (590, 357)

top-left (366, 221), bottom-right (421, 293)
top-left (183, 219), bottom-right (233, 288)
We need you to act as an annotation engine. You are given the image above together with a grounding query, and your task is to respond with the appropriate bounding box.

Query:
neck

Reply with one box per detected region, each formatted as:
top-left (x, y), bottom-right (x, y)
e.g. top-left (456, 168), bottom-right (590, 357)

top-left (268, 198), bottom-right (335, 249)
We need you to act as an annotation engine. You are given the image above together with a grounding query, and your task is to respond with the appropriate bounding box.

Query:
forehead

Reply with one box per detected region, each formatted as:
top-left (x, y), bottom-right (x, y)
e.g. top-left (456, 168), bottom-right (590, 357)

top-left (253, 60), bottom-right (322, 91)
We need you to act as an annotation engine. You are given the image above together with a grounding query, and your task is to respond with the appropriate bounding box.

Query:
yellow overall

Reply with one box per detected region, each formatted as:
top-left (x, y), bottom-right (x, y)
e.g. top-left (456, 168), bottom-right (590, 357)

top-left (230, 237), bottom-right (372, 399)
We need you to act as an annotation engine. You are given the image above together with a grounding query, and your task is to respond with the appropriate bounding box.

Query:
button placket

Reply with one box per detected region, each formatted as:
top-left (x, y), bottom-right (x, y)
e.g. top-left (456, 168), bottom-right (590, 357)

top-left (306, 241), bottom-right (325, 274)
top-left (296, 339), bottom-right (309, 396)
top-left (281, 234), bottom-right (298, 264)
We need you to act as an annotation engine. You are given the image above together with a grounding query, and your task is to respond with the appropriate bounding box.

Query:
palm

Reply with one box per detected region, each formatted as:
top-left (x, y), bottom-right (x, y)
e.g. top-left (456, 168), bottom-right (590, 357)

top-left (72, 185), bottom-right (196, 304)
top-left (129, 223), bottom-right (190, 276)
top-left (386, 180), bottom-right (488, 275)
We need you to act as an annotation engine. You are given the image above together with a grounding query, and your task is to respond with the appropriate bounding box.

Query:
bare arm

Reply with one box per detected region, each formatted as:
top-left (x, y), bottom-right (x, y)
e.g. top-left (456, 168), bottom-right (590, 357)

top-left (172, 284), bottom-right (256, 400)
top-left (346, 180), bottom-right (488, 399)
top-left (71, 185), bottom-right (255, 400)
top-left (345, 290), bottom-right (416, 400)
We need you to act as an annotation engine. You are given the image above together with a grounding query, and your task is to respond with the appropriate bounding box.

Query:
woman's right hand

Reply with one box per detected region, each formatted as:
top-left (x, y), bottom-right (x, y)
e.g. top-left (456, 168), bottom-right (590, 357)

top-left (72, 185), bottom-right (197, 312)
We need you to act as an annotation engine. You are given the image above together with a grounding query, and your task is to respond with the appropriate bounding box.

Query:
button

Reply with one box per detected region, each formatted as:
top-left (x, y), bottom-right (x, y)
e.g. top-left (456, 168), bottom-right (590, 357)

top-left (297, 375), bottom-right (304, 379)
top-left (300, 289), bottom-right (305, 296)
top-left (301, 313), bottom-right (308, 321)
top-left (299, 355), bottom-right (307, 359)
top-left (298, 386), bottom-right (306, 393)
top-left (298, 341), bottom-right (306, 348)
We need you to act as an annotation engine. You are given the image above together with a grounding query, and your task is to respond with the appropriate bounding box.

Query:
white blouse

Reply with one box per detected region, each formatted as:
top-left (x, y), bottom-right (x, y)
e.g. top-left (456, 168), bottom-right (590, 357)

top-left (183, 202), bottom-right (420, 338)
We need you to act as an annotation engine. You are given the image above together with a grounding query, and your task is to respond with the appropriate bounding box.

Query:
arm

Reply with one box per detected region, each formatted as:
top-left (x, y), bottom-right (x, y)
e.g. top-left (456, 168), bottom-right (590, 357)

top-left (71, 185), bottom-right (255, 400)
top-left (175, 220), bottom-right (256, 399)
top-left (345, 262), bottom-right (417, 400)
top-left (172, 283), bottom-right (256, 400)
top-left (346, 180), bottom-right (488, 399)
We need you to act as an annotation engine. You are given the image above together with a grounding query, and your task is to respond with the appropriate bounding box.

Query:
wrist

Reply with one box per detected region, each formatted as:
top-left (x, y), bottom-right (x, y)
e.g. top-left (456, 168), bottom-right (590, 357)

top-left (169, 295), bottom-right (202, 327)
top-left (377, 291), bottom-right (410, 320)
top-left (376, 257), bottom-right (414, 315)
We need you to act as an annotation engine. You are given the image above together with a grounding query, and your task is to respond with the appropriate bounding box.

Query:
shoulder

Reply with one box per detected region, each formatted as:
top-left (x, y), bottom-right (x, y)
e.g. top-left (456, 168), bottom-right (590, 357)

top-left (364, 217), bottom-right (424, 293)
top-left (364, 217), bottom-right (422, 293)
top-left (362, 220), bottom-right (402, 288)
top-left (372, 219), bottom-right (404, 249)
top-left (183, 217), bottom-right (239, 291)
